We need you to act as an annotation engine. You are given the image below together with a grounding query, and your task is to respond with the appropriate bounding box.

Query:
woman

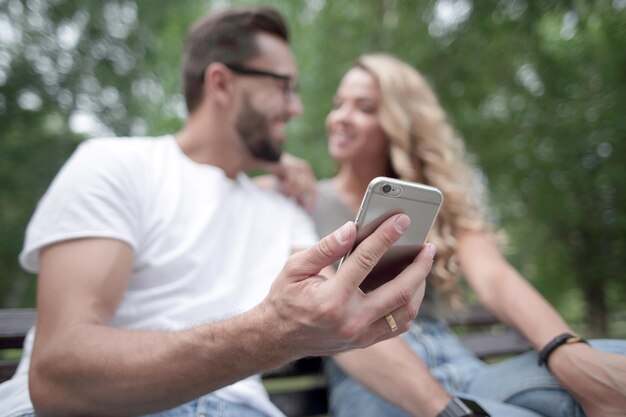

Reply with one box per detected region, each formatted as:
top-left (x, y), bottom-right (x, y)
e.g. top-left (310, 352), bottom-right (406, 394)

top-left (305, 53), bottom-right (626, 417)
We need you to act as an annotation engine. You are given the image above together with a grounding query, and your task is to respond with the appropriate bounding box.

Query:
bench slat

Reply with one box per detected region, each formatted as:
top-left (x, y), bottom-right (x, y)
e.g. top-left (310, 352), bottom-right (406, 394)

top-left (446, 304), bottom-right (503, 327)
top-left (0, 309), bottom-right (35, 349)
top-left (458, 331), bottom-right (531, 359)
top-left (264, 357), bottom-right (324, 378)
top-left (0, 359), bottom-right (21, 382)
top-left (270, 387), bottom-right (328, 417)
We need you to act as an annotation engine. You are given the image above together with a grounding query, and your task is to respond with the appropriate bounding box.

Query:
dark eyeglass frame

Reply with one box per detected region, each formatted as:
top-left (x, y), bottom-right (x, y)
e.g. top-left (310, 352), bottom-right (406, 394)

top-left (224, 63), bottom-right (292, 83)
top-left (214, 63), bottom-right (298, 99)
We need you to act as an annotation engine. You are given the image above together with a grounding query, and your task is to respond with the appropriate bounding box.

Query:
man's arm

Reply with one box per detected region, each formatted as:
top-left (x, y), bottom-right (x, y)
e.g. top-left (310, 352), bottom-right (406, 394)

top-left (29, 214), bottom-right (434, 417)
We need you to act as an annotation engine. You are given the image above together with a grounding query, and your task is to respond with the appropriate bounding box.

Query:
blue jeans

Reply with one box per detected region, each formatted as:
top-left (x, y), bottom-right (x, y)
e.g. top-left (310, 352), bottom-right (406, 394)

top-left (326, 319), bottom-right (626, 417)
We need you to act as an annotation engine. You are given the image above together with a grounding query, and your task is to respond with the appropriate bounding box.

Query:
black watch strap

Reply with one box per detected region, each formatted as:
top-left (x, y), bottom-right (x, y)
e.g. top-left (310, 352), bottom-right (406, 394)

top-left (437, 397), bottom-right (490, 417)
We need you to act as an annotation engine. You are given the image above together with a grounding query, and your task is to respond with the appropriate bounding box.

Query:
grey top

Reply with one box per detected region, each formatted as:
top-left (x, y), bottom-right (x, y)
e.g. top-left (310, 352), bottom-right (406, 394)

top-left (312, 179), bottom-right (444, 321)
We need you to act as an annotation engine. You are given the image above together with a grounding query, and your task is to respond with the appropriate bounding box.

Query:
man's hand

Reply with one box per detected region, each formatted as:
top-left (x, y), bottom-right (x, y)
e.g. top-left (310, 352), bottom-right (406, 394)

top-left (550, 343), bottom-right (626, 417)
top-left (259, 213), bottom-right (434, 358)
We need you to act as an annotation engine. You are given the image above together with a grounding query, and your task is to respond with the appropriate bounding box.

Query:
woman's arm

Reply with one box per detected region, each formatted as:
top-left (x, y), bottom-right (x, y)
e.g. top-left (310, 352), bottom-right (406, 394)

top-left (251, 152), bottom-right (317, 211)
top-left (457, 231), bottom-right (626, 417)
top-left (334, 338), bottom-right (451, 417)
top-left (457, 231), bottom-right (571, 349)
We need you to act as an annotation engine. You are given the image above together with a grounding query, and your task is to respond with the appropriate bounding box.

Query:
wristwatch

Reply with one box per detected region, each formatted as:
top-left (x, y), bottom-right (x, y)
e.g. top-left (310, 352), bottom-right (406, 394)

top-left (437, 396), bottom-right (490, 417)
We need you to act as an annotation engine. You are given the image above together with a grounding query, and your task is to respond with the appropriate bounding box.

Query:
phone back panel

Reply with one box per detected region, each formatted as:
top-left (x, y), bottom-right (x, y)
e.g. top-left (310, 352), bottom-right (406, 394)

top-left (351, 177), bottom-right (443, 292)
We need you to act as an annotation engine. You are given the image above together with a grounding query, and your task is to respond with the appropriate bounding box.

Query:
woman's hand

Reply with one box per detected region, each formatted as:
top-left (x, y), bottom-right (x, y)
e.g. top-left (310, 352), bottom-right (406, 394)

top-left (549, 343), bottom-right (626, 417)
top-left (255, 153), bottom-right (317, 212)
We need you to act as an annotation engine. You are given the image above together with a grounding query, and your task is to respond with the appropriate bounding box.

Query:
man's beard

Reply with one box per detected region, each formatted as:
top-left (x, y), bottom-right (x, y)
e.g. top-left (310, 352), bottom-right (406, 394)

top-left (235, 97), bottom-right (283, 162)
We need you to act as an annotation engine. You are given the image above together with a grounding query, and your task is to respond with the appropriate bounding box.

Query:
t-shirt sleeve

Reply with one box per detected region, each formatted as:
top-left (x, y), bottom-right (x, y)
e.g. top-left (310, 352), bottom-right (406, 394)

top-left (19, 139), bottom-right (142, 272)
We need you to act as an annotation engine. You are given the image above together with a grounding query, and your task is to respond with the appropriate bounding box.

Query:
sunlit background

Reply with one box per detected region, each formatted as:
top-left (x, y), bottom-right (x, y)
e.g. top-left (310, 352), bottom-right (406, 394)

top-left (1, 0), bottom-right (624, 337)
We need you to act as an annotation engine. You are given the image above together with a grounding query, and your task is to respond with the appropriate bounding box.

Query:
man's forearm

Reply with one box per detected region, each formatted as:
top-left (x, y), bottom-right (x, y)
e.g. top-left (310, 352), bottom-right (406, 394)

top-left (335, 337), bottom-right (450, 417)
top-left (30, 305), bottom-right (289, 417)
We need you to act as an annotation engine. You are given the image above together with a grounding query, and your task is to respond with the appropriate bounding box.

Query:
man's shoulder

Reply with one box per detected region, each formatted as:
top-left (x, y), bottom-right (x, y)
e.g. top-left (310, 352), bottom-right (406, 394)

top-left (79, 135), bottom-right (173, 154)
top-left (71, 135), bottom-right (175, 170)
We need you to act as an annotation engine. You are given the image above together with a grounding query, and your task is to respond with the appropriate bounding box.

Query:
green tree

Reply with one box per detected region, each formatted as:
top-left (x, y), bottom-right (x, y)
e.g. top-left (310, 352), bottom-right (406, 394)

top-left (267, 0), bottom-right (626, 334)
top-left (0, 0), bottom-right (203, 306)
top-left (434, 1), bottom-right (626, 335)
top-left (1, 0), bottom-right (624, 336)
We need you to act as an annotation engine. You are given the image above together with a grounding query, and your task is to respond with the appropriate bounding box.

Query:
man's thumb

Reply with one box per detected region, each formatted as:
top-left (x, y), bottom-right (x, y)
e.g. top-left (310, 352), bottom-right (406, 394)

top-left (290, 221), bottom-right (356, 276)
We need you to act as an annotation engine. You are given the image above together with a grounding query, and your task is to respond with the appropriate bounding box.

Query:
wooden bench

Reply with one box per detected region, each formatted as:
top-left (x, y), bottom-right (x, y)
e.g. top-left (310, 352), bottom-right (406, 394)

top-left (0, 306), bottom-right (531, 416)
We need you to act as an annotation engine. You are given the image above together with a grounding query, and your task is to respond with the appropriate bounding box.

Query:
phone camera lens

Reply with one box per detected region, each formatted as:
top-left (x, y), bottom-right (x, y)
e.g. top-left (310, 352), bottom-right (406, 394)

top-left (382, 184), bottom-right (392, 193)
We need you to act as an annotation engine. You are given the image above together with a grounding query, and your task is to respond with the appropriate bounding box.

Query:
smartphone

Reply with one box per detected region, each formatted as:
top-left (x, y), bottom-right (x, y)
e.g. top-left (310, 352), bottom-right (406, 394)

top-left (338, 177), bottom-right (443, 293)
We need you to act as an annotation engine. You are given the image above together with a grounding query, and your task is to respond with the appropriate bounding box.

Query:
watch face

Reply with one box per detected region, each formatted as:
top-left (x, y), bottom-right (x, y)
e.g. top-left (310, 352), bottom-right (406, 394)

top-left (459, 397), bottom-right (490, 417)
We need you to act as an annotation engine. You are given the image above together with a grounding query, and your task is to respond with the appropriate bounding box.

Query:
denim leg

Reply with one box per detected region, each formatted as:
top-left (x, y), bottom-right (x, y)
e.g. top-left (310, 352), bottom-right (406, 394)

top-left (326, 320), bottom-right (544, 417)
top-left (326, 357), bottom-right (545, 417)
top-left (402, 321), bottom-right (485, 393)
top-left (466, 339), bottom-right (626, 417)
top-left (325, 358), bottom-right (412, 417)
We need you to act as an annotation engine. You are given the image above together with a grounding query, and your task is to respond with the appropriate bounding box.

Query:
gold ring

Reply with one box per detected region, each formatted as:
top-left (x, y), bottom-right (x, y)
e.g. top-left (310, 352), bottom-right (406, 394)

top-left (385, 313), bottom-right (398, 331)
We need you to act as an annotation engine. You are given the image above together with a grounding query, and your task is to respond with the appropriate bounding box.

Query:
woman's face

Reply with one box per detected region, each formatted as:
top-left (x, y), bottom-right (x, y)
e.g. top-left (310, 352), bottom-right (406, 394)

top-left (326, 67), bottom-right (389, 164)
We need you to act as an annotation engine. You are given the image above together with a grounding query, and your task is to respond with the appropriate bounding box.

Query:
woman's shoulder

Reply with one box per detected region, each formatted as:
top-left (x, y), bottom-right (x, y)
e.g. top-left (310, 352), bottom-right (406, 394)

top-left (312, 178), bottom-right (354, 236)
top-left (315, 178), bottom-right (341, 208)
top-left (316, 178), bottom-right (335, 192)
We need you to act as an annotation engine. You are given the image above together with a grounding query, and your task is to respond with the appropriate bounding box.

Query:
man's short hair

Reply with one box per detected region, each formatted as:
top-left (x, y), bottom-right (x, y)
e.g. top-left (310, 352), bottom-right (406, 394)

top-left (182, 6), bottom-right (289, 114)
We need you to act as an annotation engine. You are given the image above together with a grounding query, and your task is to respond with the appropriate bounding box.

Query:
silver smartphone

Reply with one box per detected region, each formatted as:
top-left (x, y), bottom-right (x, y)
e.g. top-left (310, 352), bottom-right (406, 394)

top-left (338, 177), bottom-right (443, 293)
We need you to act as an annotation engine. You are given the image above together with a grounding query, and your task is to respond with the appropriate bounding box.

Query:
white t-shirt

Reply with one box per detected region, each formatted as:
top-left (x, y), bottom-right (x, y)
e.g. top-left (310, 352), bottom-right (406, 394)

top-left (0, 136), bottom-right (318, 417)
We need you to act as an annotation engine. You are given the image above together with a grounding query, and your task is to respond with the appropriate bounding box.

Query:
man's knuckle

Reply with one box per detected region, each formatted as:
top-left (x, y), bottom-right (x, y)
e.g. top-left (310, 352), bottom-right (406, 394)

top-left (337, 327), bottom-right (352, 342)
top-left (382, 230), bottom-right (397, 246)
top-left (338, 320), bottom-right (360, 342)
top-left (352, 332), bottom-right (371, 348)
top-left (395, 286), bottom-right (412, 306)
top-left (318, 301), bottom-right (341, 321)
top-left (282, 256), bottom-right (298, 274)
top-left (354, 247), bottom-right (378, 271)
top-left (317, 238), bottom-right (335, 259)
top-left (405, 302), bottom-right (418, 321)
top-left (397, 322), bottom-right (409, 333)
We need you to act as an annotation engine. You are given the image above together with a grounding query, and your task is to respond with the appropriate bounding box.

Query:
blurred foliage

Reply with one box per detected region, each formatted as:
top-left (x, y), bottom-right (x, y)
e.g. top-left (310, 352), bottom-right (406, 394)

top-left (0, 0), bottom-right (624, 335)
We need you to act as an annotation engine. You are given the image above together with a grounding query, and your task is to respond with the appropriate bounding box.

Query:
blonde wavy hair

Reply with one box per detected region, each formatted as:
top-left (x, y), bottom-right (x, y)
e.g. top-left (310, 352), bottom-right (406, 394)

top-left (356, 53), bottom-right (490, 307)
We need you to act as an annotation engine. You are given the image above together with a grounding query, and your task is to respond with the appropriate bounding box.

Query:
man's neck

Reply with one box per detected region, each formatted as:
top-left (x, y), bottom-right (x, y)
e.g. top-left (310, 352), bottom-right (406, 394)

top-left (176, 113), bottom-right (251, 180)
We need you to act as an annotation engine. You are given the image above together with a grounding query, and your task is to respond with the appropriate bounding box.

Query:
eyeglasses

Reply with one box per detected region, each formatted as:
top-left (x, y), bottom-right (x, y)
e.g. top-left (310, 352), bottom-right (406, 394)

top-left (223, 63), bottom-right (299, 100)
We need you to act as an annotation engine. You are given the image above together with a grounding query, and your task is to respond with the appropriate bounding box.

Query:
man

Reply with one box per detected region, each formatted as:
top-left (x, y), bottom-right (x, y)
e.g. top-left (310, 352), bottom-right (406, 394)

top-left (0, 6), bottom-right (434, 417)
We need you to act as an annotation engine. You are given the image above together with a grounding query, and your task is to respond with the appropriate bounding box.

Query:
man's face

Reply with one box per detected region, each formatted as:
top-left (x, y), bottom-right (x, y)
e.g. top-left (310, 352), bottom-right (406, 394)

top-left (231, 33), bottom-right (303, 163)
top-left (236, 94), bottom-right (282, 162)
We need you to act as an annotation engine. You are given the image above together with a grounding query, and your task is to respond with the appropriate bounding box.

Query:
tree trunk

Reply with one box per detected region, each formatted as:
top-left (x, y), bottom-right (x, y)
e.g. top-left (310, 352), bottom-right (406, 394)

top-left (581, 280), bottom-right (608, 337)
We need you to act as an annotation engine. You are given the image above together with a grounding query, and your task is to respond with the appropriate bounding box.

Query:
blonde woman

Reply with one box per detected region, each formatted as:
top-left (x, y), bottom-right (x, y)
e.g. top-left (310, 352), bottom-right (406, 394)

top-left (274, 53), bottom-right (626, 417)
